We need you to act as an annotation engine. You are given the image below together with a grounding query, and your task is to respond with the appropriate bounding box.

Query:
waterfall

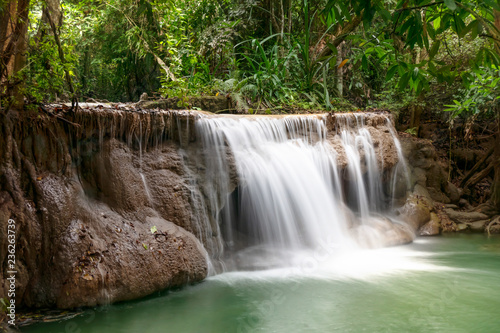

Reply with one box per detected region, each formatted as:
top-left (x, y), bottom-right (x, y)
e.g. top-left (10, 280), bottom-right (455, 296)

top-left (190, 113), bottom-right (410, 271)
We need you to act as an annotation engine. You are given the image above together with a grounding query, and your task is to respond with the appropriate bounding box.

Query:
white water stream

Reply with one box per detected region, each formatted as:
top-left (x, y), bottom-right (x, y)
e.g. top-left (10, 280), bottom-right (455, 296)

top-left (194, 113), bottom-right (409, 271)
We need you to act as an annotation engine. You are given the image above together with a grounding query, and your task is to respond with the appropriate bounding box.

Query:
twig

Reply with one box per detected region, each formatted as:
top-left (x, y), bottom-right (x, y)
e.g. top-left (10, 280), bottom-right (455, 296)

top-left (395, 1), bottom-right (444, 12)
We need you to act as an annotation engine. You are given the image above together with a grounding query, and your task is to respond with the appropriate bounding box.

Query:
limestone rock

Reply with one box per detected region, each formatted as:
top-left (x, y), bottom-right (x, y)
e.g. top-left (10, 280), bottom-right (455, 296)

top-left (445, 204), bottom-right (459, 209)
top-left (445, 182), bottom-right (462, 203)
top-left (470, 220), bottom-right (488, 232)
top-left (459, 198), bottom-right (472, 210)
top-left (435, 205), bottom-right (458, 232)
top-left (399, 195), bottom-right (431, 231)
top-left (419, 213), bottom-right (441, 236)
top-left (428, 187), bottom-right (451, 204)
top-left (444, 209), bottom-right (488, 224)
top-left (412, 167), bottom-right (427, 187)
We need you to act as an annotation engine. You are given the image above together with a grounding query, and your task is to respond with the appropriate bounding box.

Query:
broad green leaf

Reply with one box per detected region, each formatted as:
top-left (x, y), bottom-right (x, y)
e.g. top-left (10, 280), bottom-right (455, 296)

top-left (454, 16), bottom-right (466, 36)
top-left (444, 0), bottom-right (456, 11)
top-left (483, 0), bottom-right (500, 10)
top-left (428, 40), bottom-right (441, 60)
top-left (433, 17), bottom-right (441, 30)
top-left (362, 55), bottom-right (368, 70)
top-left (386, 64), bottom-right (399, 81)
top-left (412, 67), bottom-right (419, 81)
top-left (428, 61), bottom-right (437, 74)
top-left (460, 20), bottom-right (478, 38)
top-left (399, 72), bottom-right (411, 91)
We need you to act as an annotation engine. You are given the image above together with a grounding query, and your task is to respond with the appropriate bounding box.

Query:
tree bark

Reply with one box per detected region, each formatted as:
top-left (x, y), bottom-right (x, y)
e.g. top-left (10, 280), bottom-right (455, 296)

top-left (314, 14), bottom-right (363, 62)
top-left (44, 6), bottom-right (77, 106)
top-left (1, 0), bottom-right (29, 110)
top-left (460, 145), bottom-right (494, 188)
top-left (489, 120), bottom-right (500, 212)
top-left (488, 11), bottom-right (500, 211)
top-left (335, 43), bottom-right (343, 97)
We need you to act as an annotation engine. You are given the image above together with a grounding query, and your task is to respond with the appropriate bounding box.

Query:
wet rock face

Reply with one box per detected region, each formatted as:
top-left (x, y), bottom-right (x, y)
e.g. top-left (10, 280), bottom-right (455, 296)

top-left (55, 215), bottom-right (207, 308)
top-left (0, 110), bottom-right (208, 309)
top-left (400, 136), bottom-right (461, 204)
top-left (35, 140), bottom-right (209, 309)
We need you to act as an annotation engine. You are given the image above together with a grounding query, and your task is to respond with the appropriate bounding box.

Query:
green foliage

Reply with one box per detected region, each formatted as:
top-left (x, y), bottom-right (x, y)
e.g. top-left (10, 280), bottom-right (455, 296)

top-left (236, 37), bottom-right (297, 107)
top-left (405, 127), bottom-right (418, 136)
top-left (444, 64), bottom-right (500, 120)
top-left (18, 0), bottom-right (500, 114)
top-left (23, 3), bottom-right (78, 103)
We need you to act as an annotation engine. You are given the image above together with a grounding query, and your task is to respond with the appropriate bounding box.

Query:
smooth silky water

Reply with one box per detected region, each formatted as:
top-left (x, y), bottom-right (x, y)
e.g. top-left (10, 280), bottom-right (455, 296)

top-left (22, 234), bottom-right (500, 332)
top-left (20, 114), bottom-right (500, 332)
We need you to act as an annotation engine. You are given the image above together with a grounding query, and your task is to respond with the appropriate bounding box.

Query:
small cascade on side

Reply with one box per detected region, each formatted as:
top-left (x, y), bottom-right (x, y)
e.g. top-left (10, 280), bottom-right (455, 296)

top-left (386, 118), bottom-right (412, 208)
top-left (190, 113), bottom-right (411, 272)
top-left (137, 118), bottom-right (152, 204)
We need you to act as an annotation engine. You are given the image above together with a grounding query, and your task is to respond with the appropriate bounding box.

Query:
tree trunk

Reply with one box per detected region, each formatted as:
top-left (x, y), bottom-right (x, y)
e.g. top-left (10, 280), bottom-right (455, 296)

top-left (335, 43), bottom-right (343, 97)
top-left (0, 0), bottom-right (30, 110)
top-left (489, 11), bottom-right (500, 211)
top-left (490, 121), bottom-right (500, 212)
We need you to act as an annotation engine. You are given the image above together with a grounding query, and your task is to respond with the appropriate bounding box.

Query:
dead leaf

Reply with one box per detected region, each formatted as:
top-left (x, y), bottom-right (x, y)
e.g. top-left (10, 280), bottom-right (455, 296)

top-left (82, 274), bottom-right (93, 281)
top-left (338, 59), bottom-right (349, 69)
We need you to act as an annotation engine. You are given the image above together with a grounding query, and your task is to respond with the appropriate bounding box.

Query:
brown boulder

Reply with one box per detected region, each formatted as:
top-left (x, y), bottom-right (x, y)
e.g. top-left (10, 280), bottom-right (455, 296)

top-left (419, 213), bottom-right (441, 236)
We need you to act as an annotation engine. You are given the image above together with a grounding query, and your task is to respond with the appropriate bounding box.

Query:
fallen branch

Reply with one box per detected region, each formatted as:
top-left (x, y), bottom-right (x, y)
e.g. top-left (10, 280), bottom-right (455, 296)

top-left (460, 146), bottom-right (495, 188)
top-left (464, 156), bottom-right (500, 189)
top-left (395, 1), bottom-right (444, 12)
top-left (38, 104), bottom-right (81, 128)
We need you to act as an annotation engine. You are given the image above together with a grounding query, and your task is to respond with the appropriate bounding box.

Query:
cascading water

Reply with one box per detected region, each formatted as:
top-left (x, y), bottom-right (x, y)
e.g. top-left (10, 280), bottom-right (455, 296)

top-left (191, 113), bottom-right (410, 272)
